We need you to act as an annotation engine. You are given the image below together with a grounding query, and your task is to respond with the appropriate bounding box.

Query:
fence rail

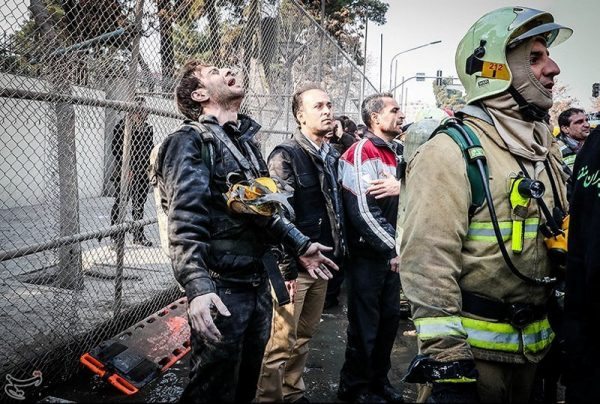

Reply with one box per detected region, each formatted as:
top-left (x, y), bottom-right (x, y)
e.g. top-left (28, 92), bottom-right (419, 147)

top-left (0, 0), bottom-right (376, 398)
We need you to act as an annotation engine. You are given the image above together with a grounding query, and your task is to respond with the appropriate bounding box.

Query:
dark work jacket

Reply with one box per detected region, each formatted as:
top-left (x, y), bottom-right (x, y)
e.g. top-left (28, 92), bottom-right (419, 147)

top-left (155, 114), bottom-right (308, 301)
top-left (111, 118), bottom-right (154, 179)
top-left (268, 131), bottom-right (346, 279)
top-left (564, 127), bottom-right (600, 401)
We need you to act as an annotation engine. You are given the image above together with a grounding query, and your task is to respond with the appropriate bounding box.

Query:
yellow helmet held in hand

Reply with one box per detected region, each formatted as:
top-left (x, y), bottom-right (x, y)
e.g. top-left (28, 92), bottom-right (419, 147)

top-left (225, 176), bottom-right (295, 219)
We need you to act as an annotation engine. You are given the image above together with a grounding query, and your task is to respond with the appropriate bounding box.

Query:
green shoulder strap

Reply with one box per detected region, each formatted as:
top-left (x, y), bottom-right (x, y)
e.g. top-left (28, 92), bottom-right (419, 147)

top-left (436, 122), bottom-right (488, 214)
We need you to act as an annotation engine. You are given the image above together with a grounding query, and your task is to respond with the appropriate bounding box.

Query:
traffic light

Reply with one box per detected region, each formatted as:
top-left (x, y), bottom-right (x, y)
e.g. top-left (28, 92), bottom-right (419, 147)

top-left (593, 83), bottom-right (600, 98)
top-left (436, 70), bottom-right (443, 86)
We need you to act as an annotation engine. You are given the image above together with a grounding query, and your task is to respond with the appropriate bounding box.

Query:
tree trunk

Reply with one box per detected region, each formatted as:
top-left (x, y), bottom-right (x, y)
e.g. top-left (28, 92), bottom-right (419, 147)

top-left (205, 0), bottom-right (221, 63)
top-left (242, 0), bottom-right (260, 91)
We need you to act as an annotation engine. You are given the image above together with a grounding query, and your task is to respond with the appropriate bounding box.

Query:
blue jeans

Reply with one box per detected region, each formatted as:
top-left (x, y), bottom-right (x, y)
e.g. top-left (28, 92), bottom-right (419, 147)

top-left (181, 276), bottom-right (272, 403)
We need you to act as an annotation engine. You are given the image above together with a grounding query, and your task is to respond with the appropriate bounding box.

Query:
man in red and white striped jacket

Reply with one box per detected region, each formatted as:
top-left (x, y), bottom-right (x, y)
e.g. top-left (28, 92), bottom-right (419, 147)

top-left (337, 93), bottom-right (405, 403)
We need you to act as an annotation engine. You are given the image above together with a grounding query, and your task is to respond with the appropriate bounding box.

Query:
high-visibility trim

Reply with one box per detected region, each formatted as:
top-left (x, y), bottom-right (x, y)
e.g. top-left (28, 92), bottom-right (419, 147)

top-left (467, 218), bottom-right (540, 242)
top-left (523, 318), bottom-right (555, 353)
top-left (414, 315), bottom-right (554, 355)
top-left (512, 220), bottom-right (524, 253)
top-left (563, 154), bottom-right (576, 167)
top-left (462, 317), bottom-right (554, 354)
top-left (414, 316), bottom-right (467, 340)
top-left (462, 318), bottom-right (520, 352)
top-left (524, 218), bottom-right (539, 238)
top-left (467, 221), bottom-right (511, 241)
top-left (434, 377), bottom-right (477, 384)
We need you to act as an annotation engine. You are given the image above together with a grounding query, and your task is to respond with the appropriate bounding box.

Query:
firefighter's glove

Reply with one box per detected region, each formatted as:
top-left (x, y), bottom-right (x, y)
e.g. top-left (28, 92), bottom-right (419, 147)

top-left (403, 355), bottom-right (478, 384)
top-left (404, 355), bottom-right (479, 402)
top-left (428, 382), bottom-right (479, 403)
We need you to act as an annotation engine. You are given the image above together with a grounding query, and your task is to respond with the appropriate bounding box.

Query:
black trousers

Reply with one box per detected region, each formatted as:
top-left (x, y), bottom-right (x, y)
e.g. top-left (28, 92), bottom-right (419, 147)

top-left (339, 254), bottom-right (401, 394)
top-left (110, 172), bottom-right (149, 237)
top-left (180, 277), bottom-right (272, 403)
top-left (325, 264), bottom-right (344, 304)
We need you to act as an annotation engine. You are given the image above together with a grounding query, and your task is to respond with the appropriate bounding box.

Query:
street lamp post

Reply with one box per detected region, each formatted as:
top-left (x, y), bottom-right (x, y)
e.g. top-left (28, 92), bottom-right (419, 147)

top-left (388, 40), bottom-right (442, 90)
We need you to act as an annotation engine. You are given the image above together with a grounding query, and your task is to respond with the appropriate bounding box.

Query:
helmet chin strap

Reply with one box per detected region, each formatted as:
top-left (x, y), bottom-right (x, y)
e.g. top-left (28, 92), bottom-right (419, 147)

top-left (507, 86), bottom-right (550, 122)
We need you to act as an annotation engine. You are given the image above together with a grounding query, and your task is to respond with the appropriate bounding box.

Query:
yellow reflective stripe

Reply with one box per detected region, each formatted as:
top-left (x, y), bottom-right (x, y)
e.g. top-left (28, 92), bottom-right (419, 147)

top-left (461, 317), bottom-right (554, 354)
top-left (434, 377), bottom-right (477, 384)
top-left (512, 220), bottom-right (524, 253)
top-left (467, 221), bottom-right (511, 241)
top-left (563, 154), bottom-right (576, 166)
top-left (524, 218), bottom-right (539, 239)
top-left (468, 219), bottom-right (540, 242)
top-left (461, 317), bottom-right (520, 352)
top-left (414, 316), bottom-right (467, 340)
top-left (523, 318), bottom-right (555, 353)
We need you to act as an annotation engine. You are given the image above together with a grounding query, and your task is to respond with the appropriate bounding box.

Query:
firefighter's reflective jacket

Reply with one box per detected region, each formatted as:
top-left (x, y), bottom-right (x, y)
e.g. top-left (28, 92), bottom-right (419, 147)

top-left (399, 112), bottom-right (568, 364)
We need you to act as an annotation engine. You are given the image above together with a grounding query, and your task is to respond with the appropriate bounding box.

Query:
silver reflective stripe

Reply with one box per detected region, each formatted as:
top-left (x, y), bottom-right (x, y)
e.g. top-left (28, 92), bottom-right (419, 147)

top-left (463, 327), bottom-right (521, 352)
top-left (524, 218), bottom-right (539, 238)
top-left (467, 221), bottom-right (511, 241)
top-left (414, 316), bottom-right (467, 340)
top-left (522, 318), bottom-right (555, 353)
top-left (468, 218), bottom-right (540, 241)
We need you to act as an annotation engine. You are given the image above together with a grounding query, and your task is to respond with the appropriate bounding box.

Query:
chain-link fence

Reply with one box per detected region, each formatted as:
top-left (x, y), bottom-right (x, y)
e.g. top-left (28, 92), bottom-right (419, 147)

top-left (0, 0), bottom-right (377, 398)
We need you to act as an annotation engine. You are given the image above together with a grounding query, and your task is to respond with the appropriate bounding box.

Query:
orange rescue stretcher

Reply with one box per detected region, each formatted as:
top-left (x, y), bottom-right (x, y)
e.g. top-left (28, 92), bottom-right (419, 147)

top-left (80, 297), bottom-right (190, 395)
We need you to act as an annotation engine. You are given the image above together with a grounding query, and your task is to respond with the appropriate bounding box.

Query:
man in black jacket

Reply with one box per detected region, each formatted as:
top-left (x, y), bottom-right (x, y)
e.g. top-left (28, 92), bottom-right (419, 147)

top-left (154, 60), bottom-right (337, 403)
top-left (564, 125), bottom-right (600, 402)
top-left (110, 96), bottom-right (154, 246)
top-left (256, 84), bottom-right (345, 402)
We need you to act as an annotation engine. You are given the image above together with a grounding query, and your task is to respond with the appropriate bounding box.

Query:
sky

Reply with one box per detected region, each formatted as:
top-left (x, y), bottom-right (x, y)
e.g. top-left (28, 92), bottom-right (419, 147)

top-left (364, 0), bottom-right (598, 119)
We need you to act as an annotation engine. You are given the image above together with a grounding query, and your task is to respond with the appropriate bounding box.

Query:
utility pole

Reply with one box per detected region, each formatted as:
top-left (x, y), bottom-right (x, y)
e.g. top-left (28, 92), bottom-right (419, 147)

top-left (388, 40), bottom-right (442, 91)
top-left (379, 33), bottom-right (383, 92)
top-left (393, 60), bottom-right (398, 99)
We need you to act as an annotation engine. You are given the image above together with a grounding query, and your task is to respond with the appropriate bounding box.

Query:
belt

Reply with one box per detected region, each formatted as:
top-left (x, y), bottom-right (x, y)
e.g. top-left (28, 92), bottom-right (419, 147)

top-left (210, 270), bottom-right (265, 288)
top-left (210, 238), bottom-right (263, 258)
top-left (462, 291), bottom-right (547, 328)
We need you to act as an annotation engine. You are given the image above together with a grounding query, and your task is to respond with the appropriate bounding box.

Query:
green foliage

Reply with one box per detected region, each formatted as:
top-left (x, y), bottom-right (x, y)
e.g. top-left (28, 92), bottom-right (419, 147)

top-left (2, 0), bottom-right (127, 79)
top-left (299, 0), bottom-right (389, 64)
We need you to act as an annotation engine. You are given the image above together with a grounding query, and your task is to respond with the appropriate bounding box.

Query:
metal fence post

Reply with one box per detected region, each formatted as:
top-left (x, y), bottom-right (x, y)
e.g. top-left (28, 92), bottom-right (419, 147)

top-left (113, 0), bottom-right (146, 316)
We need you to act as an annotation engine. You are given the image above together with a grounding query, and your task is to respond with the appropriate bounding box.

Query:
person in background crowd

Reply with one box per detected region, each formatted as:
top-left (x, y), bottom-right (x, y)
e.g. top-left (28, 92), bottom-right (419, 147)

top-left (323, 114), bottom-right (357, 309)
top-left (327, 115), bottom-right (358, 156)
top-left (110, 96), bottom-right (154, 247)
top-left (354, 124), bottom-right (367, 140)
top-left (256, 83), bottom-right (345, 403)
top-left (337, 92), bottom-right (404, 403)
top-left (557, 107), bottom-right (590, 171)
